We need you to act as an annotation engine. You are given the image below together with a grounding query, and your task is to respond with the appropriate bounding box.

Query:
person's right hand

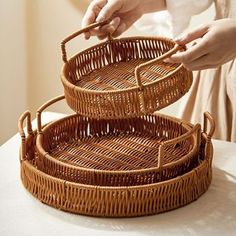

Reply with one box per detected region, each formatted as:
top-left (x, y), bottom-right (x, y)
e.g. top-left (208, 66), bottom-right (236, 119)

top-left (82, 0), bottom-right (166, 40)
top-left (82, 0), bottom-right (143, 40)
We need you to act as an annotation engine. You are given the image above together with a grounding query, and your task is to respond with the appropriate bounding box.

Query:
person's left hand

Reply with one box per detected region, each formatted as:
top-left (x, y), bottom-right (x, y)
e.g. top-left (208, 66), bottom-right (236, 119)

top-left (166, 19), bottom-right (236, 71)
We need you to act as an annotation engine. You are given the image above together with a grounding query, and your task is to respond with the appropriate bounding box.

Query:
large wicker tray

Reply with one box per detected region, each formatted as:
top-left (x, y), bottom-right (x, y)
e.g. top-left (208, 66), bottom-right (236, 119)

top-left (35, 96), bottom-right (202, 186)
top-left (61, 21), bottom-right (193, 119)
top-left (18, 106), bottom-right (215, 217)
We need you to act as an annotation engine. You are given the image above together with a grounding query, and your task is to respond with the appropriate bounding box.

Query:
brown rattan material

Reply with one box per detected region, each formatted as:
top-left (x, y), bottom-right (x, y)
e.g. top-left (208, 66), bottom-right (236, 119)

top-left (35, 96), bottom-right (201, 186)
top-left (61, 21), bottom-right (193, 119)
top-left (18, 110), bottom-right (215, 217)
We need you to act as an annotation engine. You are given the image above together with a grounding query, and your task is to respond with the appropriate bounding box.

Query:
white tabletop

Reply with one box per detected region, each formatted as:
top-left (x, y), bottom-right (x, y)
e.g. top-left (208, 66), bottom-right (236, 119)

top-left (0, 112), bottom-right (236, 236)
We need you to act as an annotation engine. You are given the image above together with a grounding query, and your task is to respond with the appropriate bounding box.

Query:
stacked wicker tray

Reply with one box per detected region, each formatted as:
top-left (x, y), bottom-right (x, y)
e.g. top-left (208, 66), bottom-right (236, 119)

top-left (18, 21), bottom-right (215, 217)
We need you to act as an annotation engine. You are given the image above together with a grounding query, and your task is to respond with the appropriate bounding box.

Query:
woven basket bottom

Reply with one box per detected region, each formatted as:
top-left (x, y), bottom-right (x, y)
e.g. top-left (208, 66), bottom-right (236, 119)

top-left (48, 131), bottom-right (190, 171)
top-left (21, 130), bottom-right (212, 217)
top-left (75, 59), bottom-right (177, 91)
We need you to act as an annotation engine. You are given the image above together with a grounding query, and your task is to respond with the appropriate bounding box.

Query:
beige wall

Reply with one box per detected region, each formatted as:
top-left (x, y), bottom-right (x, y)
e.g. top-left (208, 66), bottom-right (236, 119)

top-left (26, 0), bottom-right (91, 115)
top-left (0, 0), bottom-right (214, 144)
top-left (0, 0), bottom-right (27, 144)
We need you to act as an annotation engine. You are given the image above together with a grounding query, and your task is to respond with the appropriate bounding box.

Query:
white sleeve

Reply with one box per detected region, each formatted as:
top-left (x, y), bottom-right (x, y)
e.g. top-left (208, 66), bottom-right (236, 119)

top-left (134, 0), bottom-right (213, 38)
top-left (134, 11), bottom-right (173, 38)
top-left (166, 0), bottom-right (213, 36)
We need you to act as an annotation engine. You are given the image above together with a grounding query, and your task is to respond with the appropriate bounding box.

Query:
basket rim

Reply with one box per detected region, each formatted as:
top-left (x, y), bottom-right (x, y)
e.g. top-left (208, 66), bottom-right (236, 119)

top-left (60, 36), bottom-right (185, 94)
top-left (36, 112), bottom-right (200, 175)
top-left (22, 132), bottom-right (212, 190)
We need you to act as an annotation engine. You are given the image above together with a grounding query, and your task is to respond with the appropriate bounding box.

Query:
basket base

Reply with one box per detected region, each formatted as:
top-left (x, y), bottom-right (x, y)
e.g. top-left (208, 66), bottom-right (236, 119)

top-left (75, 59), bottom-right (178, 91)
top-left (49, 131), bottom-right (188, 171)
top-left (21, 132), bottom-right (213, 217)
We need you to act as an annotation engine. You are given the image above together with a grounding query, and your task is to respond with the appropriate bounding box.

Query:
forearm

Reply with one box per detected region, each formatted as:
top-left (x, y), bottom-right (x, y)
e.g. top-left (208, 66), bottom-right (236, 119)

top-left (142, 0), bottom-right (166, 14)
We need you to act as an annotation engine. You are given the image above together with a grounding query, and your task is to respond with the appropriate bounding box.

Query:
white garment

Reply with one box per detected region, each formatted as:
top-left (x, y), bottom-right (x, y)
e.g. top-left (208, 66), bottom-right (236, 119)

top-left (166, 0), bottom-right (213, 36)
top-left (135, 0), bottom-right (213, 37)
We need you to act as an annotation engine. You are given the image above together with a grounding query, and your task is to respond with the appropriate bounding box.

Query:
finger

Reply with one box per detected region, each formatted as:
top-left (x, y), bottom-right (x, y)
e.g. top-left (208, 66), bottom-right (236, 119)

top-left (92, 17), bottom-right (121, 40)
top-left (100, 17), bottom-right (120, 34)
top-left (109, 10), bottom-right (141, 38)
top-left (82, 0), bottom-right (107, 27)
top-left (182, 54), bottom-right (209, 70)
top-left (112, 22), bottom-right (126, 37)
top-left (167, 36), bottom-right (212, 64)
top-left (89, 16), bottom-right (120, 37)
top-left (97, 35), bottom-right (107, 40)
top-left (82, 0), bottom-right (107, 39)
top-left (182, 54), bottom-right (221, 71)
top-left (96, 0), bottom-right (123, 22)
top-left (82, 10), bottom-right (96, 39)
top-left (175, 24), bottom-right (210, 45)
top-left (96, 19), bottom-right (121, 40)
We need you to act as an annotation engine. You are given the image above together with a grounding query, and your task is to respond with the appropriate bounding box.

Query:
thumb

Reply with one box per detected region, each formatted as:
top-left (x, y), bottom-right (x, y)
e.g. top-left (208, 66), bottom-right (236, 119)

top-left (175, 24), bottom-right (210, 45)
top-left (96, 0), bottom-right (122, 22)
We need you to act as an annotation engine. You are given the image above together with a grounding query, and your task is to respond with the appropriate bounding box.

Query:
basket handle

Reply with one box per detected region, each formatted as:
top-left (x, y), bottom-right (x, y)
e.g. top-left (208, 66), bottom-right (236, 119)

top-left (157, 123), bottom-right (201, 169)
top-left (203, 112), bottom-right (215, 141)
top-left (18, 111), bottom-right (33, 161)
top-left (37, 95), bottom-right (65, 133)
top-left (202, 112), bottom-right (215, 159)
top-left (61, 20), bottom-right (111, 63)
top-left (203, 112), bottom-right (216, 149)
top-left (135, 44), bottom-right (183, 90)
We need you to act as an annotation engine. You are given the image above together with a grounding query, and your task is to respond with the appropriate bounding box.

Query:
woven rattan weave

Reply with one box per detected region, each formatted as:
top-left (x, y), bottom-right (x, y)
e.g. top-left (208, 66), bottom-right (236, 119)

top-left (18, 109), bottom-right (215, 217)
top-left (17, 21), bottom-right (214, 218)
top-left (61, 21), bottom-right (193, 119)
top-left (35, 95), bottom-right (201, 186)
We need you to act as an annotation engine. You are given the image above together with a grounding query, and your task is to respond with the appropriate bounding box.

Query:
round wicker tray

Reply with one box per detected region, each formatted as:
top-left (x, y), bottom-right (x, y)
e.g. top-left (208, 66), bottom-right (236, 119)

top-left (61, 21), bottom-right (193, 119)
top-left (35, 96), bottom-right (202, 186)
top-left (18, 110), bottom-right (214, 217)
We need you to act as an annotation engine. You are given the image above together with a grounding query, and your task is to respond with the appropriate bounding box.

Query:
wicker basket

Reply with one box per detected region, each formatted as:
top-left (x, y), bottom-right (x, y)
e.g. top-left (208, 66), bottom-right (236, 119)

top-left (35, 95), bottom-right (202, 186)
top-left (18, 109), bottom-right (215, 217)
top-left (61, 21), bottom-right (193, 119)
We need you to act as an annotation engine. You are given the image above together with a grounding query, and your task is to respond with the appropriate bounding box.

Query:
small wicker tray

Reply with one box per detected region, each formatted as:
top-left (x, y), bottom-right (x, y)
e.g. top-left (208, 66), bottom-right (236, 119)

top-left (35, 96), bottom-right (202, 186)
top-left (18, 109), bottom-right (214, 217)
top-left (61, 21), bottom-right (193, 119)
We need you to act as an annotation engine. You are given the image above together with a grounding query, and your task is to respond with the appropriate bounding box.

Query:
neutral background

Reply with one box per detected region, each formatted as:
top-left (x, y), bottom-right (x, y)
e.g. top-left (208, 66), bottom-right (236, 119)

top-left (0, 0), bottom-right (214, 144)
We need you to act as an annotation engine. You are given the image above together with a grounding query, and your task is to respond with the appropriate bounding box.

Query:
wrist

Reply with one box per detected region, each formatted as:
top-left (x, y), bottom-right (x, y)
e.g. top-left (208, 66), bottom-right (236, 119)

top-left (141, 0), bottom-right (166, 14)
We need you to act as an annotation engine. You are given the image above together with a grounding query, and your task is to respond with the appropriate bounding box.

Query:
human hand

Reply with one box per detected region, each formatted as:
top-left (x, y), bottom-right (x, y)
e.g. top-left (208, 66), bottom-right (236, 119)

top-left (82, 0), bottom-right (166, 40)
top-left (166, 19), bottom-right (236, 71)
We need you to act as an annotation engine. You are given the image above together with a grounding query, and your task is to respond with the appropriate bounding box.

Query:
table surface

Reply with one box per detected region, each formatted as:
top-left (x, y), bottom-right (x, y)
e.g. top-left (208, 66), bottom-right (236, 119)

top-left (0, 112), bottom-right (236, 236)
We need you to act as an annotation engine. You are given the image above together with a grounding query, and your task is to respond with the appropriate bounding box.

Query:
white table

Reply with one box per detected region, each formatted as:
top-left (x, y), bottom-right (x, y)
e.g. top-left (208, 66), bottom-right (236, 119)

top-left (0, 112), bottom-right (236, 236)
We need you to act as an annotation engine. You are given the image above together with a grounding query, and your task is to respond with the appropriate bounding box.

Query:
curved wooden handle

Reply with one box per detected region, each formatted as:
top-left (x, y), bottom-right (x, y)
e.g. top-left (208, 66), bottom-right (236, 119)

top-left (37, 95), bottom-right (65, 133)
top-left (203, 112), bottom-right (215, 140)
top-left (61, 20), bottom-right (110, 63)
top-left (18, 111), bottom-right (33, 161)
top-left (134, 44), bottom-right (183, 89)
top-left (202, 112), bottom-right (215, 160)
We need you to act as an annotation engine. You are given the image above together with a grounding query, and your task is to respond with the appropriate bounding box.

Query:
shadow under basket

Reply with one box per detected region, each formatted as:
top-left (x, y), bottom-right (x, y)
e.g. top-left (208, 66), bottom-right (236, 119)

top-left (61, 21), bottom-right (193, 119)
top-left (18, 97), bottom-right (215, 217)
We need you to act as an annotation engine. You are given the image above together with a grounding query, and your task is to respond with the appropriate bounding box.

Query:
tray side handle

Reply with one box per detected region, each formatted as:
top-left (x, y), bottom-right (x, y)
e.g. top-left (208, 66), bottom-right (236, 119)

top-left (157, 123), bottom-right (201, 169)
top-left (134, 44), bottom-right (183, 90)
top-left (37, 95), bottom-right (65, 133)
top-left (203, 112), bottom-right (215, 157)
top-left (61, 20), bottom-right (110, 63)
top-left (18, 111), bottom-right (33, 161)
top-left (203, 112), bottom-right (215, 141)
